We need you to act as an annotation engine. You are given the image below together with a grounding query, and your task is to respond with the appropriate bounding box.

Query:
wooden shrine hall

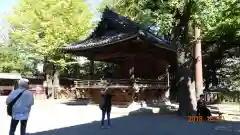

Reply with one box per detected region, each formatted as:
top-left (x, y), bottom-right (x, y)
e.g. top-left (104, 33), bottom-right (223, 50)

top-left (62, 8), bottom-right (177, 105)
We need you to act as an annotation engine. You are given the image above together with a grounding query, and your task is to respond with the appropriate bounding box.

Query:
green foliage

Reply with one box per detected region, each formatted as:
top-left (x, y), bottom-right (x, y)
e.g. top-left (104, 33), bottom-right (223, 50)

top-left (219, 58), bottom-right (240, 91)
top-left (100, 0), bottom-right (175, 36)
top-left (0, 44), bottom-right (26, 72)
top-left (201, 0), bottom-right (240, 41)
top-left (102, 0), bottom-right (239, 41)
top-left (6, 0), bottom-right (93, 68)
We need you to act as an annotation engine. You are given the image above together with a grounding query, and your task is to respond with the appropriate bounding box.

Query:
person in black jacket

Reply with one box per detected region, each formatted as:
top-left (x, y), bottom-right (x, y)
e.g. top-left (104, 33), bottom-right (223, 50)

top-left (99, 88), bottom-right (112, 128)
top-left (197, 94), bottom-right (211, 120)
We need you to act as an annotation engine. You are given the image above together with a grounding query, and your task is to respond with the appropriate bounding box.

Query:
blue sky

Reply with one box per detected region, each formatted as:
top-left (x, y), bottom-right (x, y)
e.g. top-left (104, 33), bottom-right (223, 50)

top-left (0, 0), bottom-right (18, 43)
top-left (0, 0), bottom-right (18, 13)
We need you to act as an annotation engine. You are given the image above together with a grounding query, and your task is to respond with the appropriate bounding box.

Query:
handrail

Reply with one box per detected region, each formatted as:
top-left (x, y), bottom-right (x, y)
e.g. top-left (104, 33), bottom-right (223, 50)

top-left (0, 86), bottom-right (14, 90)
top-left (74, 78), bottom-right (170, 89)
top-left (74, 79), bottom-right (167, 84)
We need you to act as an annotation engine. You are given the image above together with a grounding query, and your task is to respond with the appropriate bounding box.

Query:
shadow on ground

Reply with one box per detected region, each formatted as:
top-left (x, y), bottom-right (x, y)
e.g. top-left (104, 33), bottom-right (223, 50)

top-left (61, 99), bottom-right (90, 106)
top-left (61, 99), bottom-right (130, 108)
top-left (56, 99), bottom-right (240, 135)
top-left (28, 110), bottom-right (240, 135)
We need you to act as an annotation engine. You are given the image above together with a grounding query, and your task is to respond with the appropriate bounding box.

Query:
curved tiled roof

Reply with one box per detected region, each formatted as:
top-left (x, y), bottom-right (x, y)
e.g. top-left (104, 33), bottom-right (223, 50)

top-left (63, 32), bottom-right (138, 50)
top-left (62, 8), bottom-right (176, 52)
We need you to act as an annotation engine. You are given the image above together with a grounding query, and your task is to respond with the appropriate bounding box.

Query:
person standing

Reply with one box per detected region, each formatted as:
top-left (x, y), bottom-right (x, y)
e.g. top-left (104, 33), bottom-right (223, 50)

top-left (99, 88), bottom-right (112, 129)
top-left (6, 79), bottom-right (34, 135)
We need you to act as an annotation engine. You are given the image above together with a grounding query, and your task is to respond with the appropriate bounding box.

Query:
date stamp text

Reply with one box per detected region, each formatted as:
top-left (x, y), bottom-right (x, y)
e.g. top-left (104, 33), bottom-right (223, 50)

top-left (188, 116), bottom-right (224, 122)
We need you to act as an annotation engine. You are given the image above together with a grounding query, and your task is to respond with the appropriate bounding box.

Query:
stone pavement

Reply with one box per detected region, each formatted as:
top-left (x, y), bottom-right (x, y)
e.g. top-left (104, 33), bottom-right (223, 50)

top-left (1, 97), bottom-right (240, 135)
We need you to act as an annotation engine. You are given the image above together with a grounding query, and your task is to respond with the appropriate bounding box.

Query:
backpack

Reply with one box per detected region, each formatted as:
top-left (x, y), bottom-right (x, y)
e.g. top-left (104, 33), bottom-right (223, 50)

top-left (99, 94), bottom-right (105, 110)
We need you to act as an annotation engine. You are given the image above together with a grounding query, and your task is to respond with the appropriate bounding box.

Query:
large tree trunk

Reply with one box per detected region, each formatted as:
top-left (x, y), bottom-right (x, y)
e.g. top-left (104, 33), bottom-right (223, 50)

top-left (176, 51), bottom-right (197, 116)
top-left (44, 57), bottom-right (54, 99)
top-left (172, 0), bottom-right (197, 116)
top-left (177, 66), bottom-right (197, 115)
top-left (169, 67), bottom-right (178, 101)
top-left (45, 64), bottom-right (53, 99)
top-left (53, 65), bottom-right (60, 99)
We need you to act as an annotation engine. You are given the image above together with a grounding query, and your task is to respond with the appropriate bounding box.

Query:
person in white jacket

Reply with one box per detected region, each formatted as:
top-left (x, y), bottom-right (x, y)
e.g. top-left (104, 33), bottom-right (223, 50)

top-left (6, 78), bottom-right (34, 135)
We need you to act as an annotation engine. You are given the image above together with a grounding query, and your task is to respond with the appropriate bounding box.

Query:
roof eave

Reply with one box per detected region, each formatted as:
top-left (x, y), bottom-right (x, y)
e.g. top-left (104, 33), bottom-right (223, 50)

top-left (139, 31), bottom-right (177, 52)
top-left (61, 33), bottom-right (139, 51)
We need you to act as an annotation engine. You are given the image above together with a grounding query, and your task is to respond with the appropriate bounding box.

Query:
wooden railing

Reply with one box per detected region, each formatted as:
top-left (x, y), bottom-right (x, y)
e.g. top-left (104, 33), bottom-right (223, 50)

top-left (135, 79), bottom-right (168, 89)
top-left (0, 86), bottom-right (14, 91)
top-left (74, 78), bottom-right (169, 89)
top-left (74, 79), bottom-right (132, 88)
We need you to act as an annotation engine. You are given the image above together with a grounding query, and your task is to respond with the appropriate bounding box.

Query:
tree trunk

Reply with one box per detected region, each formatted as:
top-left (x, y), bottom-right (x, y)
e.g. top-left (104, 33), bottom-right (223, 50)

top-left (177, 67), bottom-right (197, 115)
top-left (45, 65), bottom-right (53, 99)
top-left (173, 0), bottom-right (197, 116)
top-left (177, 51), bottom-right (197, 116)
top-left (44, 57), bottom-right (54, 99)
top-left (53, 65), bottom-right (60, 99)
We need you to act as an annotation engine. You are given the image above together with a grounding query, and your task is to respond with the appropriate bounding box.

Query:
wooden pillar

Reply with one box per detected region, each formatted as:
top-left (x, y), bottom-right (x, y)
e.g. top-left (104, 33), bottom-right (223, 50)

top-left (129, 56), bottom-right (135, 81)
top-left (165, 65), bottom-right (170, 99)
top-left (89, 57), bottom-right (94, 80)
top-left (129, 56), bottom-right (138, 102)
top-left (194, 27), bottom-right (203, 100)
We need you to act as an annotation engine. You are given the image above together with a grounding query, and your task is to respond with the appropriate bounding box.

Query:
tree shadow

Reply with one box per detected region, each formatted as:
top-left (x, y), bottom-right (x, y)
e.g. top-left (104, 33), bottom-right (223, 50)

top-left (61, 99), bottom-right (130, 108)
top-left (61, 99), bottom-right (90, 106)
top-left (27, 109), bottom-right (240, 135)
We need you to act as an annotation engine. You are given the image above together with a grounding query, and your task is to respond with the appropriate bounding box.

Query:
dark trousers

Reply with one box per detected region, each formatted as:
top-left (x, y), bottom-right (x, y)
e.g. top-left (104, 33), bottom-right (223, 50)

top-left (9, 119), bottom-right (28, 135)
top-left (101, 108), bottom-right (111, 126)
top-left (198, 107), bottom-right (212, 120)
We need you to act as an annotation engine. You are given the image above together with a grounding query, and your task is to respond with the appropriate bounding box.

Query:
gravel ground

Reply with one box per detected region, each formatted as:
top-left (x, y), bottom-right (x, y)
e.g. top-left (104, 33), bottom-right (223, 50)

top-left (1, 97), bottom-right (240, 135)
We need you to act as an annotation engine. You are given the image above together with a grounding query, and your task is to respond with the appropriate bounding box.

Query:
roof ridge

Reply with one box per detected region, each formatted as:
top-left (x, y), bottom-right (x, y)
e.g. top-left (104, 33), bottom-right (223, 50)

top-left (86, 7), bottom-right (140, 39)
